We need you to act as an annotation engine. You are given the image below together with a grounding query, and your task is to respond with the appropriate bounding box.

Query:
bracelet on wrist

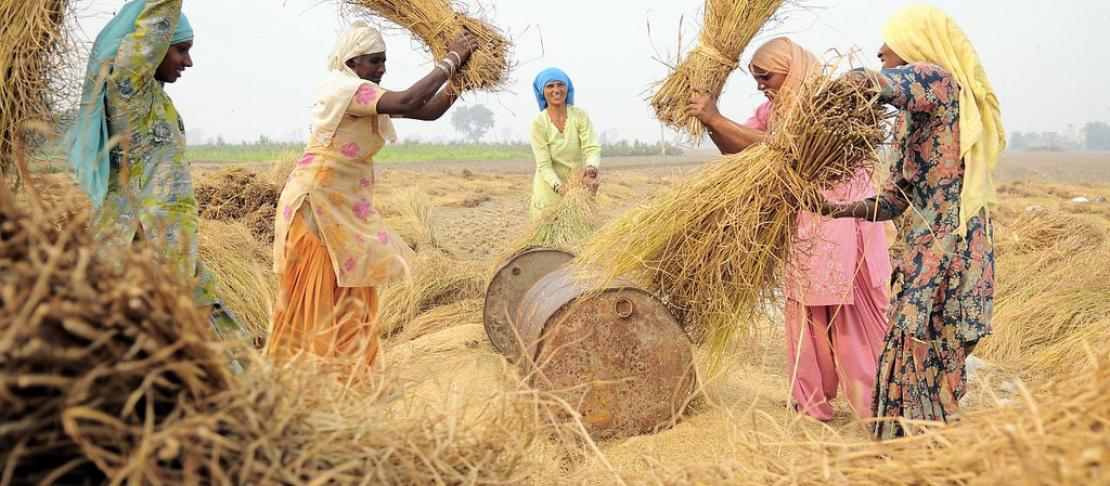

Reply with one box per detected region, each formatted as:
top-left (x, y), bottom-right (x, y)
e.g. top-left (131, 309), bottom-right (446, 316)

top-left (448, 51), bottom-right (463, 66)
top-left (435, 62), bottom-right (451, 77)
top-left (441, 57), bottom-right (457, 74)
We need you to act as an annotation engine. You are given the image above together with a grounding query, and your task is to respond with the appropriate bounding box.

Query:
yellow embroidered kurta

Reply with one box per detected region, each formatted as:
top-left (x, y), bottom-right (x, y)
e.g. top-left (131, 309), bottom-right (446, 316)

top-left (528, 105), bottom-right (601, 220)
top-left (273, 83), bottom-right (414, 287)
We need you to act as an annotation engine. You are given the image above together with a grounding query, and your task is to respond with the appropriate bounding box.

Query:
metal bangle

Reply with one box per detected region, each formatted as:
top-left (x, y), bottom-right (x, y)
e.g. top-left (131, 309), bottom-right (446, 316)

top-left (441, 57), bottom-right (457, 75)
top-left (448, 51), bottom-right (463, 66)
top-left (435, 62), bottom-right (451, 77)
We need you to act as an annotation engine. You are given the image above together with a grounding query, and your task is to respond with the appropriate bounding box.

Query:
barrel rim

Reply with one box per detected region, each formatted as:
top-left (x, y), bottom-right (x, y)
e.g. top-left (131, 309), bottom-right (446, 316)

top-left (482, 246), bottom-right (576, 357)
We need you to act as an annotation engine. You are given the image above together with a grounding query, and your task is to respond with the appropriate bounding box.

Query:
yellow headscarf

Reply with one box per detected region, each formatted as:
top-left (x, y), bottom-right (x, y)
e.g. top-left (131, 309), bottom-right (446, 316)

top-left (883, 5), bottom-right (1005, 236)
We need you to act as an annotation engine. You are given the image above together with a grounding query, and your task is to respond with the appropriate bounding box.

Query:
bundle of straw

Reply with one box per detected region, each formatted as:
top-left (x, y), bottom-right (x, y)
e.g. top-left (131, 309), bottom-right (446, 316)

top-left (343, 0), bottom-right (512, 93)
top-left (0, 183), bottom-right (239, 483)
top-left (198, 219), bottom-right (277, 346)
top-left (512, 174), bottom-right (602, 253)
top-left (650, 0), bottom-right (784, 144)
top-left (576, 76), bottom-right (883, 351)
top-left (0, 0), bottom-right (73, 184)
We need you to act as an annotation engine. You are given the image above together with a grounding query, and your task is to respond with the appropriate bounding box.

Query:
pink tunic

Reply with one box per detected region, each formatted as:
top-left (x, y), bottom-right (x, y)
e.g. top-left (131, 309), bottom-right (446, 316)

top-left (745, 100), bottom-right (894, 421)
top-left (744, 101), bottom-right (892, 305)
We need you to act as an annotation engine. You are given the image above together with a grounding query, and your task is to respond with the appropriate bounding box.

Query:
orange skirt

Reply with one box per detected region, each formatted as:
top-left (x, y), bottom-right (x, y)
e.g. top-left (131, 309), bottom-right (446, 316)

top-left (266, 212), bottom-right (379, 377)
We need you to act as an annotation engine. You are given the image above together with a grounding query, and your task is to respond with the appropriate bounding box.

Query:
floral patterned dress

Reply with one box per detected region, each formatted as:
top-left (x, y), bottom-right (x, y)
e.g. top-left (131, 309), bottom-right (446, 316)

top-left (273, 83), bottom-right (414, 288)
top-left (91, 0), bottom-right (246, 346)
top-left (863, 63), bottom-right (996, 439)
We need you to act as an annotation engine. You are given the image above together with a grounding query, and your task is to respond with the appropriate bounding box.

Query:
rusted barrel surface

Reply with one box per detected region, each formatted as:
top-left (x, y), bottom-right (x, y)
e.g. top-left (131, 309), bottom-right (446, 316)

top-left (483, 247), bottom-right (574, 362)
top-left (516, 266), bottom-right (697, 441)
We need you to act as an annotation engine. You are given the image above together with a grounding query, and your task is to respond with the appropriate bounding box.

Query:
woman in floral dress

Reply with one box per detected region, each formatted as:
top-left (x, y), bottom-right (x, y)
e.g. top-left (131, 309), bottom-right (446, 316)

top-left (821, 5), bottom-right (1004, 438)
top-left (266, 22), bottom-right (476, 377)
top-left (66, 0), bottom-right (247, 354)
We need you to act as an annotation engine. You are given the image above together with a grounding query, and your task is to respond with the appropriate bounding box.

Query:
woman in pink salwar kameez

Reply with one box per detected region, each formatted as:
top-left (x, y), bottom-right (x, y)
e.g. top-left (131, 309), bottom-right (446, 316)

top-left (688, 37), bottom-right (893, 421)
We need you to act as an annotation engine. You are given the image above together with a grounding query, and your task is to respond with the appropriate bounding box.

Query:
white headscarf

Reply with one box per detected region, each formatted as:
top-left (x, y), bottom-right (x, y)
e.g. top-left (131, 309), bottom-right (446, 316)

top-left (311, 21), bottom-right (397, 145)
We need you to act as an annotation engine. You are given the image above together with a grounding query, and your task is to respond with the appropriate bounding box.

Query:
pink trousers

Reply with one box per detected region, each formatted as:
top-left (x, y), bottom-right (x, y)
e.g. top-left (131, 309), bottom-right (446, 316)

top-left (784, 259), bottom-right (890, 421)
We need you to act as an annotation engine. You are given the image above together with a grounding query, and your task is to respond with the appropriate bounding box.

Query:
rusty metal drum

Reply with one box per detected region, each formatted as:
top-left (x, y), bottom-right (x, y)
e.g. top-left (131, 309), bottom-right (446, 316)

top-left (483, 247), bottom-right (575, 362)
top-left (515, 266), bottom-right (697, 440)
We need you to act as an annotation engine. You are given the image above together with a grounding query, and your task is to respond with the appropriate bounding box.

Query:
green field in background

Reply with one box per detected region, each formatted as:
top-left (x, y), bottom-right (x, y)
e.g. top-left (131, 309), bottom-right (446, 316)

top-left (186, 140), bottom-right (681, 163)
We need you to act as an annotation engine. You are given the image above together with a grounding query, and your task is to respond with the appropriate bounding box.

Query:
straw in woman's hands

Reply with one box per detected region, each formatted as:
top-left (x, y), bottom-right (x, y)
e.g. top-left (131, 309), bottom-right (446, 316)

top-left (650, 0), bottom-right (785, 144)
top-left (577, 75), bottom-right (884, 358)
top-left (343, 0), bottom-right (512, 93)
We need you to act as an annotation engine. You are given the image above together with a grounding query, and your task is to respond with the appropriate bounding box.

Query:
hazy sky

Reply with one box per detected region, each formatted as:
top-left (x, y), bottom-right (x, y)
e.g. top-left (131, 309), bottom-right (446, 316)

top-left (73, 0), bottom-right (1110, 145)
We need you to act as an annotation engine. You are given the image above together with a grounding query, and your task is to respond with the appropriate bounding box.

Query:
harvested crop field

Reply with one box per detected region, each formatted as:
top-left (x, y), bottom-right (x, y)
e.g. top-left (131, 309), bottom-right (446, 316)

top-left (6, 149), bottom-right (1108, 484)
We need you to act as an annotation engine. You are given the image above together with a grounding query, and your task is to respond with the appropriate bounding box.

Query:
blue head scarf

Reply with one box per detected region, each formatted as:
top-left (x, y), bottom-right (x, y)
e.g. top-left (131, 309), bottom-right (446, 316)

top-left (64, 0), bottom-right (193, 207)
top-left (532, 67), bottom-right (574, 111)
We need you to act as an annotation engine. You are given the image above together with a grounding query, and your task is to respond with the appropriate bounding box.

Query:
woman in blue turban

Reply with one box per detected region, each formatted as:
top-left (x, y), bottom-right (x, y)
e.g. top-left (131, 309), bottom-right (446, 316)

top-left (528, 67), bottom-right (602, 221)
top-left (65, 0), bottom-right (248, 355)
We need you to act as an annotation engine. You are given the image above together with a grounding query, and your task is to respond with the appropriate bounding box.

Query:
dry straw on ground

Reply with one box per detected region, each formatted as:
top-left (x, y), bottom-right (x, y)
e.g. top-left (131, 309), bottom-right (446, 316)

top-left (388, 187), bottom-right (448, 252)
top-left (577, 76), bottom-right (884, 353)
top-left (194, 168), bottom-right (279, 243)
top-left (582, 348), bottom-right (1110, 485)
top-left (977, 208), bottom-right (1110, 381)
top-left (198, 219), bottom-right (276, 346)
top-left (0, 0), bottom-right (73, 184)
top-left (650, 0), bottom-right (784, 144)
top-left (378, 249), bottom-right (486, 340)
top-left (343, 0), bottom-right (512, 93)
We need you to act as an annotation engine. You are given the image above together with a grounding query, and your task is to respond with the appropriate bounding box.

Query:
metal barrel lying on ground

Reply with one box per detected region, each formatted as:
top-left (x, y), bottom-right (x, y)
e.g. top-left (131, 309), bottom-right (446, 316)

top-left (483, 248), bottom-right (697, 441)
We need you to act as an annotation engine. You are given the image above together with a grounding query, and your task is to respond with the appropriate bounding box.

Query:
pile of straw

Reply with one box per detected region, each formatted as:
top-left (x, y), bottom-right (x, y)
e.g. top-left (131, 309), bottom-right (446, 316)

top-left (650, 0), bottom-right (784, 144)
top-left (389, 297), bottom-right (482, 343)
top-left (0, 182), bottom-right (239, 483)
top-left (0, 0), bottom-right (73, 184)
top-left (576, 77), bottom-right (883, 351)
top-left (194, 168), bottom-right (279, 243)
top-left (977, 209), bottom-right (1110, 381)
top-left (0, 181), bottom-right (550, 484)
top-left (343, 0), bottom-right (512, 93)
top-left (386, 187), bottom-right (447, 252)
top-left (378, 249), bottom-right (486, 339)
top-left (993, 207), bottom-right (1104, 258)
top-left (198, 219), bottom-right (276, 347)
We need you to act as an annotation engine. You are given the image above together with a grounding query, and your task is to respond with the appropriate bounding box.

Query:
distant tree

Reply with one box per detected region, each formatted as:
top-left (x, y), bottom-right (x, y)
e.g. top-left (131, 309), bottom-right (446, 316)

top-left (451, 104), bottom-right (495, 143)
top-left (1009, 131), bottom-right (1027, 150)
top-left (1084, 121), bottom-right (1110, 151)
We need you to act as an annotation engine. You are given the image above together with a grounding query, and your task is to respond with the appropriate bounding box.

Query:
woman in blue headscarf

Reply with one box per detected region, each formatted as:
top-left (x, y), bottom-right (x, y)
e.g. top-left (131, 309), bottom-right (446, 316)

top-left (528, 67), bottom-right (601, 221)
top-left (66, 0), bottom-right (247, 348)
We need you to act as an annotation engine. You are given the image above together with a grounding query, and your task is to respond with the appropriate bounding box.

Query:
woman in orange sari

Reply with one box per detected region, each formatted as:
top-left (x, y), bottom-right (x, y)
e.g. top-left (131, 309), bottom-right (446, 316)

top-left (266, 22), bottom-right (476, 377)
